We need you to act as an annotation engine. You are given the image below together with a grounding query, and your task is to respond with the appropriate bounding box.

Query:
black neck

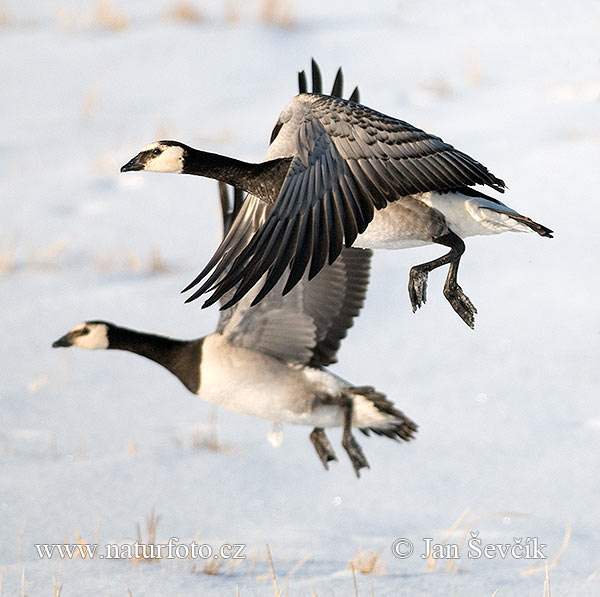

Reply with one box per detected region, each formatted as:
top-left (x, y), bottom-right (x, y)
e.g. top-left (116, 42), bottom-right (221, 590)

top-left (182, 147), bottom-right (292, 204)
top-left (107, 326), bottom-right (203, 394)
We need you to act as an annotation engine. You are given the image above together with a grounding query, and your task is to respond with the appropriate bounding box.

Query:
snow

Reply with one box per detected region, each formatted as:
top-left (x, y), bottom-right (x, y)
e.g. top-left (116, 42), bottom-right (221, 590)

top-left (1, 0), bottom-right (599, 595)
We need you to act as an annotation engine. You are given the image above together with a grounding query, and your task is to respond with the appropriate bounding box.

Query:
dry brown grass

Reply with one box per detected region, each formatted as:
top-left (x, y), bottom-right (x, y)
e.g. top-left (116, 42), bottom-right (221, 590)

top-left (128, 438), bottom-right (138, 456)
top-left (94, 247), bottom-right (172, 274)
top-left (193, 556), bottom-right (226, 575)
top-left (1, 237), bottom-right (175, 276)
top-left (543, 562), bottom-right (551, 597)
top-left (27, 374), bottom-right (49, 394)
top-left (60, 532), bottom-right (93, 559)
top-left (348, 549), bottom-right (386, 575)
top-left (465, 50), bottom-right (484, 87)
top-left (165, 1), bottom-right (205, 24)
top-left (259, 0), bottom-right (295, 28)
top-left (133, 506), bottom-right (161, 563)
top-left (192, 408), bottom-right (228, 452)
top-left (0, 4), bottom-right (10, 26)
top-left (80, 76), bottom-right (106, 120)
top-left (425, 508), bottom-right (570, 579)
top-left (521, 522), bottom-right (572, 577)
top-left (224, 0), bottom-right (241, 25)
top-left (351, 562), bottom-right (359, 596)
top-left (148, 248), bottom-right (171, 273)
top-left (192, 550), bottom-right (243, 576)
top-left (21, 569), bottom-right (33, 597)
top-left (25, 235), bottom-right (70, 271)
top-left (420, 77), bottom-right (453, 99)
top-left (224, 0), bottom-right (295, 28)
top-left (266, 544), bottom-right (281, 597)
top-left (0, 246), bottom-right (15, 274)
top-left (92, 0), bottom-right (129, 31)
top-left (283, 555), bottom-right (311, 581)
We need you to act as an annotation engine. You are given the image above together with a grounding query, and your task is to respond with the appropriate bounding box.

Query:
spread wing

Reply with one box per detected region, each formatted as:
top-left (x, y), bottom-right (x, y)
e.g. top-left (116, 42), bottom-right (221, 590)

top-left (214, 62), bottom-right (370, 362)
top-left (187, 94), bottom-right (505, 309)
top-left (214, 191), bottom-right (268, 333)
top-left (220, 245), bottom-right (372, 367)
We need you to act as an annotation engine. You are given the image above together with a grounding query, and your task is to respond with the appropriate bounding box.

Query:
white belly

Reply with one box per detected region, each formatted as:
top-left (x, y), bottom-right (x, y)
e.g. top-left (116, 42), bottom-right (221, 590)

top-left (419, 192), bottom-right (531, 237)
top-left (198, 334), bottom-right (343, 426)
top-left (354, 192), bottom-right (530, 249)
top-left (197, 335), bottom-right (397, 430)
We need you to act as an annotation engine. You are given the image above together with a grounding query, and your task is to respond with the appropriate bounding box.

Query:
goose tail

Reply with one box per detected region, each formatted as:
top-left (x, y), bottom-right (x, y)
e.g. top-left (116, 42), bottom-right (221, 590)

top-left (499, 211), bottom-right (553, 238)
top-left (350, 386), bottom-right (418, 441)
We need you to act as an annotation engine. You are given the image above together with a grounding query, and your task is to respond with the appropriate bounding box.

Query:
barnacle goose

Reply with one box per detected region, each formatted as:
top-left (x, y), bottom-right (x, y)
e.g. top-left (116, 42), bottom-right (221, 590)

top-left (121, 60), bottom-right (552, 329)
top-left (55, 72), bottom-right (416, 477)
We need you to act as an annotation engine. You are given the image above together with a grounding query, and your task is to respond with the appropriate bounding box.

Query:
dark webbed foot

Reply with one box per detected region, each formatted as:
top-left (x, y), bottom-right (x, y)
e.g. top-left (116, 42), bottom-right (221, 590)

top-left (341, 396), bottom-right (369, 477)
top-left (443, 279), bottom-right (477, 329)
top-left (408, 231), bottom-right (475, 328)
top-left (443, 256), bottom-right (477, 329)
top-left (408, 267), bottom-right (429, 311)
top-left (342, 431), bottom-right (370, 477)
top-left (310, 427), bottom-right (337, 470)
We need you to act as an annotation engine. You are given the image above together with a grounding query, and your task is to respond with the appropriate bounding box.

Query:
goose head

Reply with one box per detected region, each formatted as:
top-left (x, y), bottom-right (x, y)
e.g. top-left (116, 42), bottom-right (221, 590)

top-left (52, 321), bottom-right (111, 350)
top-left (121, 141), bottom-right (186, 173)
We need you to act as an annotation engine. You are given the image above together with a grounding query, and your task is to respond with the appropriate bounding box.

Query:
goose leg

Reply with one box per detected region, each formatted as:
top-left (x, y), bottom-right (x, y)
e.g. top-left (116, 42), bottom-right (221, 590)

top-left (310, 427), bottom-right (337, 470)
top-left (443, 257), bottom-right (477, 329)
top-left (341, 397), bottom-right (370, 478)
top-left (408, 231), bottom-right (476, 328)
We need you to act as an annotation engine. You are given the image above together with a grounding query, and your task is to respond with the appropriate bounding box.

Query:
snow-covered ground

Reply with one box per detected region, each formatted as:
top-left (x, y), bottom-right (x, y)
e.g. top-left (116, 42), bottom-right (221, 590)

top-left (2, 0), bottom-right (599, 595)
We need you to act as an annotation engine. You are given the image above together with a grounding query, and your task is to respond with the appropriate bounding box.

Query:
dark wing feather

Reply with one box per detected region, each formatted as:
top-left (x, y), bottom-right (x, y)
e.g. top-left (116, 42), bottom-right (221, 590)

top-left (298, 69), bottom-right (307, 94)
top-left (306, 247), bottom-right (372, 367)
top-left (189, 81), bottom-right (505, 310)
top-left (221, 246), bottom-right (371, 366)
top-left (311, 58), bottom-right (322, 94)
top-left (330, 67), bottom-right (343, 97)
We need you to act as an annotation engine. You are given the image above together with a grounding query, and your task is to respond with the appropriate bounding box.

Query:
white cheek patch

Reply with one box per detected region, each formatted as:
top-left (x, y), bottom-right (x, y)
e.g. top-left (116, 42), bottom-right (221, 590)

top-left (146, 146), bottom-right (184, 173)
top-left (72, 324), bottom-right (109, 350)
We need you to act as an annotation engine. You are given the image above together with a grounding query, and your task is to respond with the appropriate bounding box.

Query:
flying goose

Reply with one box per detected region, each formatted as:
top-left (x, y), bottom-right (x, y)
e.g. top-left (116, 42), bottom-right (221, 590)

top-left (56, 72), bottom-right (416, 476)
top-left (122, 60), bottom-right (552, 328)
top-left (53, 185), bottom-right (416, 476)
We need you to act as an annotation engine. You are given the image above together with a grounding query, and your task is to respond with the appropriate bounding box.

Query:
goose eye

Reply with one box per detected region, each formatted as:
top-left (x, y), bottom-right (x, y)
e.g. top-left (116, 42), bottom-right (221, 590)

top-left (152, 148), bottom-right (161, 156)
top-left (80, 327), bottom-right (90, 336)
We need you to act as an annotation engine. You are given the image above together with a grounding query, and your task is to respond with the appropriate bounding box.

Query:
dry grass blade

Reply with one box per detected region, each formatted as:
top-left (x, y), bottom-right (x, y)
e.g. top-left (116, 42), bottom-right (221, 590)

top-left (426, 507), bottom-right (470, 572)
top-left (521, 522), bottom-right (572, 577)
top-left (133, 506), bottom-right (161, 563)
top-left (148, 248), bottom-right (171, 273)
top-left (165, 1), bottom-right (204, 23)
top-left (200, 557), bottom-right (226, 576)
top-left (266, 544), bottom-right (281, 597)
top-left (92, 0), bottom-right (129, 31)
top-left (348, 550), bottom-right (385, 575)
top-left (81, 75), bottom-right (106, 120)
top-left (351, 562), bottom-right (359, 597)
top-left (0, 4), bottom-right (11, 26)
top-left (543, 561), bottom-right (551, 597)
top-left (283, 555), bottom-right (311, 580)
top-left (0, 240), bottom-right (16, 274)
top-left (52, 574), bottom-right (63, 597)
top-left (259, 0), bottom-right (294, 28)
top-left (445, 510), bottom-right (528, 573)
